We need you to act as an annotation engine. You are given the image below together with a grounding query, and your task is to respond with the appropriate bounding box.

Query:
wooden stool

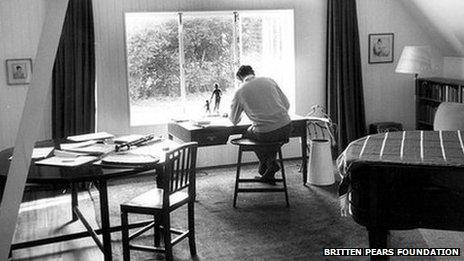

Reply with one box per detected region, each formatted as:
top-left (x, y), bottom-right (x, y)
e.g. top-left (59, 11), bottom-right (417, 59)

top-left (230, 138), bottom-right (289, 207)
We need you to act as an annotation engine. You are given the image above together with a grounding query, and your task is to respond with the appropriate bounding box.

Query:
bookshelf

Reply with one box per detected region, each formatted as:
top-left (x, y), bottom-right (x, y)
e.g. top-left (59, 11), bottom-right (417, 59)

top-left (416, 77), bottom-right (464, 130)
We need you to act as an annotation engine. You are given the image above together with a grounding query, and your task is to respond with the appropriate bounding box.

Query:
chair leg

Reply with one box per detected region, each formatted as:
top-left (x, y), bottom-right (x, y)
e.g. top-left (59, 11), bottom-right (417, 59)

top-left (121, 209), bottom-right (130, 261)
top-left (71, 183), bottom-right (78, 221)
top-left (278, 149), bottom-right (289, 207)
top-left (233, 147), bottom-right (243, 208)
top-left (154, 215), bottom-right (161, 247)
top-left (188, 201), bottom-right (197, 256)
top-left (162, 212), bottom-right (173, 261)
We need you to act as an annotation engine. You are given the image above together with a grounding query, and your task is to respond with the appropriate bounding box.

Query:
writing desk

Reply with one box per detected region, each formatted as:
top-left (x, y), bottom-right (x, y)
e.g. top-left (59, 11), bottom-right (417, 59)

top-left (338, 131), bottom-right (464, 249)
top-left (0, 139), bottom-right (177, 261)
top-left (168, 115), bottom-right (309, 184)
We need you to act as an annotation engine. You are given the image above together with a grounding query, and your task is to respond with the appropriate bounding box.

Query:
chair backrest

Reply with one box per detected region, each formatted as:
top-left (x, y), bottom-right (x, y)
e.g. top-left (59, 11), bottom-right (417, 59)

top-left (433, 102), bottom-right (464, 131)
top-left (162, 142), bottom-right (198, 202)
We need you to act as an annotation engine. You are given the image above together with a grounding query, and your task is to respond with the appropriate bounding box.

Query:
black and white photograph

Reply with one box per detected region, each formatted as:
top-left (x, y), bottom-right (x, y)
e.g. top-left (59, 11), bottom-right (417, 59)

top-left (6, 58), bottom-right (32, 85)
top-left (368, 33), bottom-right (394, 64)
top-left (1, 0), bottom-right (464, 260)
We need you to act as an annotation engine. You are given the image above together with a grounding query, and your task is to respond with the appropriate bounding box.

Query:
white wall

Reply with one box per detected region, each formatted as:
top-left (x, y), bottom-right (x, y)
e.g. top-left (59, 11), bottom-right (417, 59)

top-left (444, 57), bottom-right (464, 79)
top-left (93, 0), bottom-right (327, 167)
top-left (405, 0), bottom-right (464, 57)
top-left (357, 0), bottom-right (447, 131)
top-left (0, 0), bottom-right (50, 150)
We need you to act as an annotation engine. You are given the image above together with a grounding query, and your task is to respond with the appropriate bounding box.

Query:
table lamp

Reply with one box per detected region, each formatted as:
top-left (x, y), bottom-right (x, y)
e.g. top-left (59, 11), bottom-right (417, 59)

top-left (395, 46), bottom-right (431, 79)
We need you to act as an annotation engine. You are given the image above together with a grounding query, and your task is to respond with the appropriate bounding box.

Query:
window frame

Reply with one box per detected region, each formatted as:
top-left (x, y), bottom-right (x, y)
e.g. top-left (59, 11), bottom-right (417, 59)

top-left (123, 9), bottom-right (295, 126)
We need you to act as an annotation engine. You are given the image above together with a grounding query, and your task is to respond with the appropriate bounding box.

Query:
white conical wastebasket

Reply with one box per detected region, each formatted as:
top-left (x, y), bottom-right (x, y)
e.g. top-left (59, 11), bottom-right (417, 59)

top-left (308, 139), bottom-right (335, 185)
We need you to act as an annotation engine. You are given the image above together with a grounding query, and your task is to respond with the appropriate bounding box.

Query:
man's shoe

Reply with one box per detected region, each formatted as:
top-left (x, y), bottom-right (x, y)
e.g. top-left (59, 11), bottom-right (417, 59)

top-left (262, 162), bottom-right (280, 179)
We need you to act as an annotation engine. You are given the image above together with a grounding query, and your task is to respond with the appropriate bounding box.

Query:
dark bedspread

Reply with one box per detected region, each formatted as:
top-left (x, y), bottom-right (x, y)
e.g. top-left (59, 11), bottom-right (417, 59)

top-left (338, 130), bottom-right (464, 197)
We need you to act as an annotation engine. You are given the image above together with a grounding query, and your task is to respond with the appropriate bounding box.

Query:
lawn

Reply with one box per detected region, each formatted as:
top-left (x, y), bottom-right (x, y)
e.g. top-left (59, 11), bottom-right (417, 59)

top-left (130, 91), bottom-right (234, 126)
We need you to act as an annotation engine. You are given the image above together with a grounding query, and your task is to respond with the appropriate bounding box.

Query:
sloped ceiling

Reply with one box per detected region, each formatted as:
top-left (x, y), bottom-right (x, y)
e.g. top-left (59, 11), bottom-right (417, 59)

top-left (400, 0), bottom-right (464, 57)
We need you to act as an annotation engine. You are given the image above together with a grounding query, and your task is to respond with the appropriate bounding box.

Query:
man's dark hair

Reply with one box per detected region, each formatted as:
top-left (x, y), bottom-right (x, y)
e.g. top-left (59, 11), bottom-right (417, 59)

top-left (16, 66), bottom-right (22, 70)
top-left (236, 65), bottom-right (255, 81)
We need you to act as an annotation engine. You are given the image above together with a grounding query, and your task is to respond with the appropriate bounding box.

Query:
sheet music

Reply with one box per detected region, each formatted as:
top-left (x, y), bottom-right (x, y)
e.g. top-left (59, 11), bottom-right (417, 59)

top-left (67, 132), bottom-right (114, 142)
top-left (9, 147), bottom-right (54, 160)
top-left (31, 147), bottom-right (54, 159)
top-left (60, 140), bottom-right (97, 150)
top-left (35, 156), bottom-right (98, 167)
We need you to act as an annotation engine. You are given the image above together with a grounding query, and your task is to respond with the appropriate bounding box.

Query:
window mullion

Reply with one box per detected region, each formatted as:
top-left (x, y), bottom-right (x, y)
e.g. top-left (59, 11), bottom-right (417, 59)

top-left (178, 12), bottom-right (186, 113)
top-left (233, 11), bottom-right (241, 89)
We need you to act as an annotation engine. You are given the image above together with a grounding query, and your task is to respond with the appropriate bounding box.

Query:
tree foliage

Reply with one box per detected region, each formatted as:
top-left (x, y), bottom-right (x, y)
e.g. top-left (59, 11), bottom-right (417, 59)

top-left (126, 16), bottom-right (236, 101)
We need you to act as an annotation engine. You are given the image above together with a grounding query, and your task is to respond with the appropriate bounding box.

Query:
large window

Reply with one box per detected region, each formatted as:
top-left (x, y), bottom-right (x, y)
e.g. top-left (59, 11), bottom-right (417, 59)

top-left (125, 10), bottom-right (294, 126)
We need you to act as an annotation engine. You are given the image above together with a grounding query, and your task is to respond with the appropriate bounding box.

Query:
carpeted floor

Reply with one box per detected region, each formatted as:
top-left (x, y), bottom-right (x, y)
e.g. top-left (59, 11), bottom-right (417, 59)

top-left (93, 160), bottom-right (429, 260)
top-left (14, 160), bottom-right (430, 260)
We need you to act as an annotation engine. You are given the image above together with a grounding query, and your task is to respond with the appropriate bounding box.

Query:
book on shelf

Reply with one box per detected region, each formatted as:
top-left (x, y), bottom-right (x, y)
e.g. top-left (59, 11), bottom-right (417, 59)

top-left (418, 103), bottom-right (438, 124)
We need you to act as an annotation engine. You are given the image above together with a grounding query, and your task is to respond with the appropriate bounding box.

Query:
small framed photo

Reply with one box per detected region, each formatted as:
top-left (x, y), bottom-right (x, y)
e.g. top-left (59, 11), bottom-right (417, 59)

top-left (368, 33), bottom-right (394, 64)
top-left (6, 58), bottom-right (32, 85)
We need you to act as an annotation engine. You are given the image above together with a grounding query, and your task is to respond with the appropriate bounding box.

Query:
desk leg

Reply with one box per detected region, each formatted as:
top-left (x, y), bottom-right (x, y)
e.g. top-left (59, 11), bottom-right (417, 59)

top-left (71, 183), bottom-right (78, 221)
top-left (301, 132), bottom-right (308, 185)
top-left (98, 180), bottom-right (112, 261)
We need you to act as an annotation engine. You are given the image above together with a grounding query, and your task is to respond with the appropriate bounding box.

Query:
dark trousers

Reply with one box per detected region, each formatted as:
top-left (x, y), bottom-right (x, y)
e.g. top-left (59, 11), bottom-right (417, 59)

top-left (242, 124), bottom-right (292, 175)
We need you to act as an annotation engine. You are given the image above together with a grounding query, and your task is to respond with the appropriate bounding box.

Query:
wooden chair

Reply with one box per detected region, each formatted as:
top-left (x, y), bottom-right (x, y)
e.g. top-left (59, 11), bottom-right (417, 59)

top-left (433, 102), bottom-right (464, 130)
top-left (120, 142), bottom-right (198, 261)
top-left (230, 138), bottom-right (289, 207)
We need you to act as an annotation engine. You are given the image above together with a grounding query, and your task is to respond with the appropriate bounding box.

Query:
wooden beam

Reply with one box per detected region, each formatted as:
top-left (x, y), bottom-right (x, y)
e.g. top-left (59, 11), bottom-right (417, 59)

top-left (0, 0), bottom-right (69, 259)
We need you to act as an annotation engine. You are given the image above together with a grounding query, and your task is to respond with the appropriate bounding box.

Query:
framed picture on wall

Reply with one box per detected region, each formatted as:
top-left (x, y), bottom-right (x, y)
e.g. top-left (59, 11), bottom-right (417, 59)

top-left (6, 58), bottom-right (32, 85)
top-left (368, 33), bottom-right (394, 64)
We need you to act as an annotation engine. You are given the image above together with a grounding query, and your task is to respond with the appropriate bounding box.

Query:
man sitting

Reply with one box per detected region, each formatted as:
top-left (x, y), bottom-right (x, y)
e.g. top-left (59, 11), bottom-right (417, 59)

top-left (229, 65), bottom-right (292, 182)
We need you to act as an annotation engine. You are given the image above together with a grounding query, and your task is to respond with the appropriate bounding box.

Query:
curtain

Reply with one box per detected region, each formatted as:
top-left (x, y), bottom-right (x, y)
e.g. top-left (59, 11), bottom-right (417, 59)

top-left (52, 0), bottom-right (95, 138)
top-left (326, 0), bottom-right (366, 154)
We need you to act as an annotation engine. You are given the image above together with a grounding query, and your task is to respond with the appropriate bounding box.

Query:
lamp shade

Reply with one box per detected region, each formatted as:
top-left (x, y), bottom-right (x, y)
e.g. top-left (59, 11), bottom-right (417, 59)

top-left (395, 46), bottom-right (431, 75)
